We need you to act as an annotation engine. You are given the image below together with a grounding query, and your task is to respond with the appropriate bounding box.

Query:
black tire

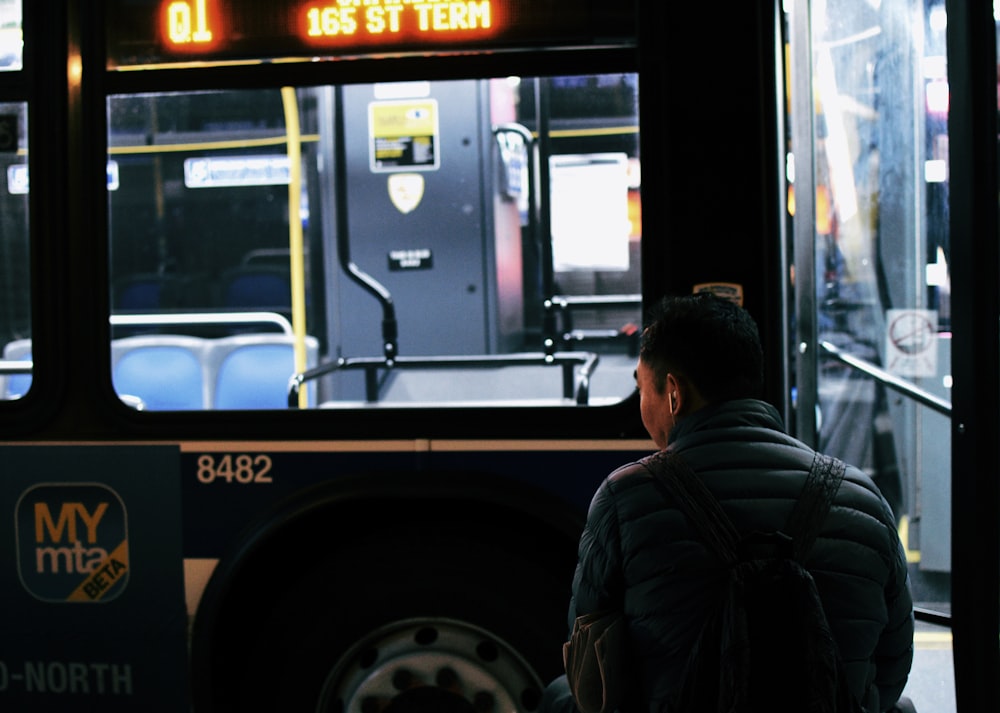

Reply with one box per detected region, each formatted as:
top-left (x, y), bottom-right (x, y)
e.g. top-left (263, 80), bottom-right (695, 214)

top-left (192, 496), bottom-right (578, 713)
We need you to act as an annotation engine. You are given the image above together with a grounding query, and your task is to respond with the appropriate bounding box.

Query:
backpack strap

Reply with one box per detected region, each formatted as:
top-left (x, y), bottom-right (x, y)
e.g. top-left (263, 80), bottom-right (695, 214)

top-left (645, 449), bottom-right (847, 564)
top-left (783, 452), bottom-right (847, 561)
top-left (645, 450), bottom-right (740, 565)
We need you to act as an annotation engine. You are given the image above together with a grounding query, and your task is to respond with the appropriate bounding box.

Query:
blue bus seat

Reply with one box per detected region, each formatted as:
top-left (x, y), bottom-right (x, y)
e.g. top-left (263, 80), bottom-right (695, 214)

top-left (113, 274), bottom-right (169, 311)
top-left (2, 338), bottom-right (33, 399)
top-left (209, 334), bottom-right (318, 409)
top-left (111, 335), bottom-right (209, 410)
top-left (218, 266), bottom-right (292, 312)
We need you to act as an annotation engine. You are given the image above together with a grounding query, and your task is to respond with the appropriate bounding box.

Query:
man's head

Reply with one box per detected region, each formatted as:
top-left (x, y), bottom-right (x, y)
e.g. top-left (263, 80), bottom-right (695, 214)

top-left (635, 293), bottom-right (764, 447)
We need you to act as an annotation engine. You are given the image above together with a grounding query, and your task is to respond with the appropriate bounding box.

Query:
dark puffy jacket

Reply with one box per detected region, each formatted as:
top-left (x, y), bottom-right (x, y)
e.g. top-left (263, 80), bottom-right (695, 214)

top-left (567, 399), bottom-right (913, 712)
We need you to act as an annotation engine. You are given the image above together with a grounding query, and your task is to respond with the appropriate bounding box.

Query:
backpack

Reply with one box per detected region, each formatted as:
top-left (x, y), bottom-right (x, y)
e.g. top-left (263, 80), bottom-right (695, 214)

top-left (645, 450), bottom-right (865, 713)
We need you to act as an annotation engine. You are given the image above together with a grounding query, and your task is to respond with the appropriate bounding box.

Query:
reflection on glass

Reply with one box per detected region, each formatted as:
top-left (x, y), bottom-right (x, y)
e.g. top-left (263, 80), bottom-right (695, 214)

top-left (107, 75), bottom-right (641, 410)
top-left (793, 0), bottom-right (952, 605)
top-left (0, 0), bottom-right (20, 71)
top-left (788, 1), bottom-right (954, 710)
top-left (0, 101), bottom-right (29, 399)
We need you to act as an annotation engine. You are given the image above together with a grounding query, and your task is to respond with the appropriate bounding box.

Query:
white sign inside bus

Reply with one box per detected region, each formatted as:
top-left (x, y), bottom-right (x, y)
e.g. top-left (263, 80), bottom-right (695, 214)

top-left (183, 156), bottom-right (290, 189)
top-left (7, 162), bottom-right (119, 195)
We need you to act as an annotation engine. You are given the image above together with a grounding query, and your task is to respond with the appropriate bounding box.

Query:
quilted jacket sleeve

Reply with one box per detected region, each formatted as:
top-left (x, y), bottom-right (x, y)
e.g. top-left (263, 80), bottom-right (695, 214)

top-left (565, 467), bottom-right (631, 634)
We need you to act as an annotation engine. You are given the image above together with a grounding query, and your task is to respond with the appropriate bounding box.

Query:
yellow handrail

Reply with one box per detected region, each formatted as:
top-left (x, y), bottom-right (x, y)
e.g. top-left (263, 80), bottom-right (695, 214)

top-left (281, 86), bottom-right (308, 408)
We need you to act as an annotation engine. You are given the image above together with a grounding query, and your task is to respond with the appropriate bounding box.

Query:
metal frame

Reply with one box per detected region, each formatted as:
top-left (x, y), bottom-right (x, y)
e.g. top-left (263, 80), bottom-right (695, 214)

top-left (946, 0), bottom-right (1000, 708)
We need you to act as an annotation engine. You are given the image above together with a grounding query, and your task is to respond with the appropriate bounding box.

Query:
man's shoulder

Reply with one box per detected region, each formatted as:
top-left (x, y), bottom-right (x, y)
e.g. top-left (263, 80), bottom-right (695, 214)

top-left (607, 458), bottom-right (653, 484)
top-left (835, 460), bottom-right (899, 525)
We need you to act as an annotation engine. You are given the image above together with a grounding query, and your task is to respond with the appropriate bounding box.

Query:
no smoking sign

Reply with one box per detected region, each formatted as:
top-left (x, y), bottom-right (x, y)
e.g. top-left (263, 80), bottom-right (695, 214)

top-left (885, 309), bottom-right (938, 377)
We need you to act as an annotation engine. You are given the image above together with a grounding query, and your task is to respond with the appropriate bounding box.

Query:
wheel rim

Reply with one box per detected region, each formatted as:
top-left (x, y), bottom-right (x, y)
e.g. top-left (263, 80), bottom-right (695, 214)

top-left (316, 617), bottom-right (544, 713)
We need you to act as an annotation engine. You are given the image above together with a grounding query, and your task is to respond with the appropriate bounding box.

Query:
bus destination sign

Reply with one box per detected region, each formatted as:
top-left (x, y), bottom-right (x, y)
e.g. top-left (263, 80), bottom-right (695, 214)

top-left (106, 0), bottom-right (636, 67)
top-left (164, 0), bottom-right (498, 51)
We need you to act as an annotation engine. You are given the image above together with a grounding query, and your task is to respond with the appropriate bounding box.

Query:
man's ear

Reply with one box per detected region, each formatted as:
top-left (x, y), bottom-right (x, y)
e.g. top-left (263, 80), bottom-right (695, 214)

top-left (665, 372), bottom-right (681, 415)
top-left (666, 373), bottom-right (708, 416)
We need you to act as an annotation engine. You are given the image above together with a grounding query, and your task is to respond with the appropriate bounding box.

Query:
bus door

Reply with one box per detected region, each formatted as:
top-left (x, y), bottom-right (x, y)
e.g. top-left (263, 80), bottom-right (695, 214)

top-left (786, 0), bottom-right (954, 709)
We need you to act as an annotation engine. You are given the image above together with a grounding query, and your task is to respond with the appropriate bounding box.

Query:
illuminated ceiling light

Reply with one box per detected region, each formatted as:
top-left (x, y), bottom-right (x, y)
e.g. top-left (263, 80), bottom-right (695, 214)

top-left (929, 5), bottom-right (947, 33)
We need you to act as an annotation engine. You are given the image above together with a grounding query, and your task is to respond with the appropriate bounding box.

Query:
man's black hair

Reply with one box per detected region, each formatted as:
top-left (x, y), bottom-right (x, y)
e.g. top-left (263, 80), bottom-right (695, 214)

top-left (639, 293), bottom-right (764, 403)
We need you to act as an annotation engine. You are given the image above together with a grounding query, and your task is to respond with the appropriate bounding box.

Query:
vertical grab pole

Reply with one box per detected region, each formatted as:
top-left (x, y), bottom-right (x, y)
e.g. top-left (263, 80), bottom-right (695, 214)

top-left (788, 0), bottom-right (819, 446)
top-left (332, 86), bottom-right (398, 362)
top-left (536, 77), bottom-right (556, 356)
top-left (281, 86), bottom-right (309, 408)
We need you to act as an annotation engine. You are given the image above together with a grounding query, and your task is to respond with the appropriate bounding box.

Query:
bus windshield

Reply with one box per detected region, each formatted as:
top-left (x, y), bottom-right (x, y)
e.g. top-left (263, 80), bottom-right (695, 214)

top-left (107, 75), bottom-right (642, 410)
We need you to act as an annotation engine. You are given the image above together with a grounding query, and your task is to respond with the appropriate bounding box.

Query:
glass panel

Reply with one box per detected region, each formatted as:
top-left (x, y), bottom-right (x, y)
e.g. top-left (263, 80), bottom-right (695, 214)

top-left (786, 0), bottom-right (952, 710)
top-left (0, 0), bottom-right (20, 71)
top-left (107, 75), bottom-right (641, 410)
top-left (0, 102), bottom-right (30, 399)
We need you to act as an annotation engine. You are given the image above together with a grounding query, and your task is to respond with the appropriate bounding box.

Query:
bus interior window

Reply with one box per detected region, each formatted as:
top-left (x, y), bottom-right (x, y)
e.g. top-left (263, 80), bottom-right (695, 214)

top-left (107, 75), bottom-right (642, 410)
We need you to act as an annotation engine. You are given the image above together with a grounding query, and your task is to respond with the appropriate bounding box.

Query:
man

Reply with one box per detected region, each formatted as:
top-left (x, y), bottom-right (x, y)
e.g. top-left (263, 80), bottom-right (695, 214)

top-left (545, 293), bottom-right (913, 712)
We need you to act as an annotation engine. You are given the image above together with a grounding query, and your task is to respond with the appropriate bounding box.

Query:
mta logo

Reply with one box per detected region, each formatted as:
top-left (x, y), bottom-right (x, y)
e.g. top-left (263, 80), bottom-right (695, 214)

top-left (15, 483), bottom-right (129, 602)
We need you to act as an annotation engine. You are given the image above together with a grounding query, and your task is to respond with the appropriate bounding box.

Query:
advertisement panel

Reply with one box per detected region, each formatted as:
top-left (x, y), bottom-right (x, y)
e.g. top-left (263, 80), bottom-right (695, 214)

top-left (0, 446), bottom-right (186, 712)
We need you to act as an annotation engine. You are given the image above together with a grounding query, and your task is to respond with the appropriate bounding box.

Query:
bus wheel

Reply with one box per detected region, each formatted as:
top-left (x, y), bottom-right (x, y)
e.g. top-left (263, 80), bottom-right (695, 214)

top-left (192, 502), bottom-right (575, 713)
top-left (316, 617), bottom-right (542, 713)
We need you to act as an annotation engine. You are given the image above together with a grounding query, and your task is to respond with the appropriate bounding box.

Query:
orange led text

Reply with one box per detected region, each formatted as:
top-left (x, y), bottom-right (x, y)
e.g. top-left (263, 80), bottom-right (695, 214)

top-left (305, 0), bottom-right (493, 39)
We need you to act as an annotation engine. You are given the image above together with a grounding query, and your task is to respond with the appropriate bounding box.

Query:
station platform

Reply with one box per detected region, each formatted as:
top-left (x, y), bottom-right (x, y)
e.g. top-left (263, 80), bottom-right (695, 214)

top-left (902, 619), bottom-right (954, 712)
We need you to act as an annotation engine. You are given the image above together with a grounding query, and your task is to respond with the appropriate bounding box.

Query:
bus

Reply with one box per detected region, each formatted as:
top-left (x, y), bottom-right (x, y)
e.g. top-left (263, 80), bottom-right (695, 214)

top-left (0, 0), bottom-right (995, 711)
